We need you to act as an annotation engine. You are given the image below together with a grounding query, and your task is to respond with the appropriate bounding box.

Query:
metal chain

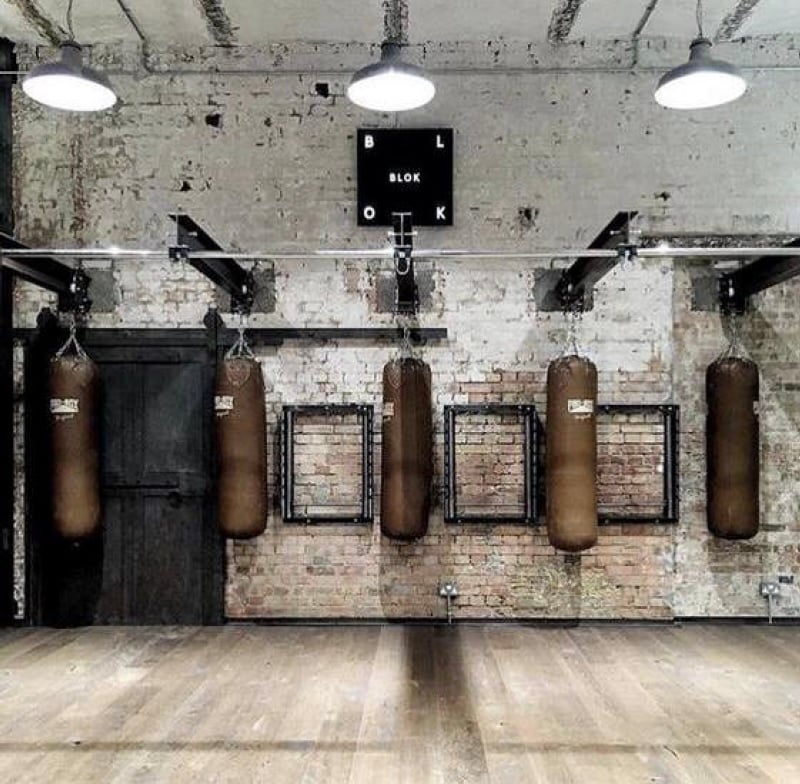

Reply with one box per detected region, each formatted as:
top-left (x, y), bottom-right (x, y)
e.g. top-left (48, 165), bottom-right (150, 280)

top-left (226, 311), bottom-right (255, 359)
top-left (560, 299), bottom-right (583, 357)
top-left (394, 310), bottom-right (421, 360)
top-left (696, 0), bottom-right (704, 38)
top-left (55, 312), bottom-right (88, 360)
top-left (720, 310), bottom-right (744, 359)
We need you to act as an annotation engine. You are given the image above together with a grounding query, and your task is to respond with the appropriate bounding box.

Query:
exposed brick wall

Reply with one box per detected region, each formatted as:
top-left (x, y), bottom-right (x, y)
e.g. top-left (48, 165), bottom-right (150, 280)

top-left (597, 410), bottom-right (667, 519)
top-left (672, 266), bottom-right (800, 616)
top-left (289, 411), bottom-right (368, 520)
top-left (9, 39), bottom-right (800, 620)
top-left (452, 411), bottom-right (528, 518)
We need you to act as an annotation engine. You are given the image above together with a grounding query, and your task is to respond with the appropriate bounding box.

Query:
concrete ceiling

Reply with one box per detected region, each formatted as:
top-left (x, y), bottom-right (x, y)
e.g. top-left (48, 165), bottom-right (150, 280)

top-left (0, 0), bottom-right (798, 47)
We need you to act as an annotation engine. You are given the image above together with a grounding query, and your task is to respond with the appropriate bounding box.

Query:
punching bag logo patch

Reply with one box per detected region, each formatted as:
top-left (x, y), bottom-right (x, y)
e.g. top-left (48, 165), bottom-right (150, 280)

top-left (383, 401), bottom-right (395, 420)
top-left (215, 395), bottom-right (235, 417)
top-left (50, 398), bottom-right (79, 419)
top-left (568, 399), bottom-right (594, 417)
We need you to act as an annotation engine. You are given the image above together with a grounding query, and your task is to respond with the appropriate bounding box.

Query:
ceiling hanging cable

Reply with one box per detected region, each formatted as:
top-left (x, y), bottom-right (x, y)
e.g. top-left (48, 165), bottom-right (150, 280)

top-left (654, 0), bottom-right (746, 110)
top-left (22, 0), bottom-right (118, 112)
top-left (347, 0), bottom-right (435, 112)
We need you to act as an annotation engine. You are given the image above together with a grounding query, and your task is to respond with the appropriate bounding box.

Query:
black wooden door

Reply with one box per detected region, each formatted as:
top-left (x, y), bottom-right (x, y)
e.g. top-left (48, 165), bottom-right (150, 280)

top-left (28, 329), bottom-right (223, 626)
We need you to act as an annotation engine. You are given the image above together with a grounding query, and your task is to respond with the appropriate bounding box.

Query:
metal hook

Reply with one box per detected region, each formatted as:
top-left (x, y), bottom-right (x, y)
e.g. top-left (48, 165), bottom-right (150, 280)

top-left (395, 253), bottom-right (412, 277)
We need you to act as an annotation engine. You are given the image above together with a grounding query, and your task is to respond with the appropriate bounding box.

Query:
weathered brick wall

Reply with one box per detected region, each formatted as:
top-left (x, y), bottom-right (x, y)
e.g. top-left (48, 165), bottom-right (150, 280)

top-left (9, 39), bottom-right (800, 619)
top-left (672, 266), bottom-right (800, 616)
top-left (597, 410), bottom-right (667, 519)
top-left (452, 411), bottom-right (528, 518)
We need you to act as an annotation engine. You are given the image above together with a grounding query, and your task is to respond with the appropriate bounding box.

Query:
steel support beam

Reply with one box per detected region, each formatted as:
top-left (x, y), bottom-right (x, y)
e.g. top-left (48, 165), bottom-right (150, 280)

top-left (719, 237), bottom-right (800, 312)
top-left (556, 211), bottom-right (638, 309)
top-left (0, 233), bottom-right (74, 294)
top-left (169, 214), bottom-right (254, 310)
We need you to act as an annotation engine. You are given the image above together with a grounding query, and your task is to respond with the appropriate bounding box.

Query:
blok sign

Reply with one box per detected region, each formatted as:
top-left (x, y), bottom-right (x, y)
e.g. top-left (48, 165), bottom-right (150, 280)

top-left (356, 128), bottom-right (453, 227)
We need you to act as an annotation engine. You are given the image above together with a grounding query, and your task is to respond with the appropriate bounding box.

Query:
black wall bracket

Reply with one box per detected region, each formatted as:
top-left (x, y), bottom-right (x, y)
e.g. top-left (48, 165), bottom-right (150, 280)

top-left (0, 232), bottom-right (75, 295)
top-left (169, 214), bottom-right (255, 314)
top-left (66, 266), bottom-right (92, 317)
top-left (550, 211), bottom-right (639, 312)
top-left (718, 237), bottom-right (800, 314)
top-left (391, 212), bottom-right (418, 314)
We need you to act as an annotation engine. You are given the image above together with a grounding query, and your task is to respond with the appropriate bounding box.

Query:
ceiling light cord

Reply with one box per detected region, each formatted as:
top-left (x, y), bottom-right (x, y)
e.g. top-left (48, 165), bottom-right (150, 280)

top-left (66, 0), bottom-right (75, 41)
top-left (696, 0), bottom-right (704, 39)
top-left (383, 0), bottom-right (408, 46)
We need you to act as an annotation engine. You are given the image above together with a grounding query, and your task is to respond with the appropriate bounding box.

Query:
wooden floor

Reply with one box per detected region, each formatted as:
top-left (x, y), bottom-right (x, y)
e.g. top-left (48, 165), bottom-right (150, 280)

top-left (0, 624), bottom-right (799, 783)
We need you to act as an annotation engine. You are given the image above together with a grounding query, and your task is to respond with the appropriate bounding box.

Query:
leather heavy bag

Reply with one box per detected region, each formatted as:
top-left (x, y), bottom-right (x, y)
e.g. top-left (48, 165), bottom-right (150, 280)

top-left (49, 356), bottom-right (101, 538)
top-left (381, 358), bottom-right (433, 540)
top-left (546, 355), bottom-right (598, 552)
top-left (706, 357), bottom-right (759, 539)
top-left (215, 357), bottom-right (268, 539)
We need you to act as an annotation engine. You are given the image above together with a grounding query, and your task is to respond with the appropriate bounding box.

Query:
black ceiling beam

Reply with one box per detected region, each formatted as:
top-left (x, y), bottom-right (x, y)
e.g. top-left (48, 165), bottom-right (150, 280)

top-left (556, 211), bottom-right (638, 308)
top-left (0, 232), bottom-right (74, 293)
top-left (169, 214), bottom-right (253, 308)
top-left (720, 237), bottom-right (800, 312)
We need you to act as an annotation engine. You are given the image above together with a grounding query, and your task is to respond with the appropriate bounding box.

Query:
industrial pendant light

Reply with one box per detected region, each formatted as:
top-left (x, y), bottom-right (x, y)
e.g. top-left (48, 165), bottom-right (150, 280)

top-left (22, 0), bottom-right (117, 112)
top-left (655, 0), bottom-right (745, 110)
top-left (347, 0), bottom-right (434, 112)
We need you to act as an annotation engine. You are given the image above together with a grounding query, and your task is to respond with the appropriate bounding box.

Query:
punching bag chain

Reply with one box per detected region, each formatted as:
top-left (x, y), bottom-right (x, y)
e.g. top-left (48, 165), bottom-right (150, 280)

top-left (561, 299), bottom-right (584, 358)
top-left (56, 264), bottom-right (91, 359)
top-left (55, 312), bottom-right (88, 360)
top-left (399, 326), bottom-right (413, 358)
top-left (226, 312), bottom-right (256, 359)
top-left (720, 310), bottom-right (744, 359)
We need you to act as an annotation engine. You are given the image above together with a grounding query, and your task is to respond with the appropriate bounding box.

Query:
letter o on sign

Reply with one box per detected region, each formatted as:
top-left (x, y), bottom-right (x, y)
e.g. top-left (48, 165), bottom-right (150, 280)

top-left (363, 205), bottom-right (376, 221)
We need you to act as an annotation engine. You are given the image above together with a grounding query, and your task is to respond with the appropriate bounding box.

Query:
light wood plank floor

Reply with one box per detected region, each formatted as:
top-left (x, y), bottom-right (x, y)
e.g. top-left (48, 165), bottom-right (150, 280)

top-left (1, 624), bottom-right (799, 783)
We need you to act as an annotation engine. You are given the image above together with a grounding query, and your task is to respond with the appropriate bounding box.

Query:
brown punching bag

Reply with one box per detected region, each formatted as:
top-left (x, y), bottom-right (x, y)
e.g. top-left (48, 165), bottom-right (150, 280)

top-left (49, 355), bottom-right (101, 539)
top-left (706, 356), bottom-right (759, 539)
top-left (381, 357), bottom-right (433, 540)
top-left (546, 355), bottom-right (598, 552)
top-left (215, 357), bottom-right (268, 539)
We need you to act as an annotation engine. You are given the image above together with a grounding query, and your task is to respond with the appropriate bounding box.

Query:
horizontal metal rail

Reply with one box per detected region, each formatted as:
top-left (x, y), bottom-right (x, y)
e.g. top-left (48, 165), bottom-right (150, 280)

top-left (5, 246), bottom-right (800, 260)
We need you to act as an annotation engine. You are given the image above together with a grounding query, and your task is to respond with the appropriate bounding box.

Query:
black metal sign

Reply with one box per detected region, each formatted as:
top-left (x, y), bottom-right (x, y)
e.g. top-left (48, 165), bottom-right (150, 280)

top-left (357, 128), bottom-right (453, 227)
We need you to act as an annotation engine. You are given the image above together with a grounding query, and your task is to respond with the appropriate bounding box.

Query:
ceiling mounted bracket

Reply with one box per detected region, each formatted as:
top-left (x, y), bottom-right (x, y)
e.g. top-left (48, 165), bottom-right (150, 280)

top-left (617, 243), bottom-right (639, 264)
top-left (231, 269), bottom-right (256, 317)
top-left (391, 212), bottom-right (418, 314)
top-left (718, 275), bottom-right (747, 315)
top-left (168, 244), bottom-right (190, 262)
top-left (66, 264), bottom-right (92, 317)
top-left (717, 237), bottom-right (800, 315)
top-left (0, 232), bottom-right (75, 294)
top-left (168, 214), bottom-right (256, 313)
top-left (546, 211), bottom-right (638, 313)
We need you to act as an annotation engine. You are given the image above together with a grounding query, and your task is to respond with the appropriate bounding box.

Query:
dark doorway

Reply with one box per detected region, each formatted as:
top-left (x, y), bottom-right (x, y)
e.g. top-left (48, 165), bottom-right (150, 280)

top-left (25, 324), bottom-right (223, 626)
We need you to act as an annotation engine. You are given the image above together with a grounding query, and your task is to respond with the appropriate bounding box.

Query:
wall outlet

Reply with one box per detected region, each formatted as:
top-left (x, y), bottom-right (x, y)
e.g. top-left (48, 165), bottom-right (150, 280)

top-left (760, 581), bottom-right (780, 597)
top-left (439, 581), bottom-right (459, 598)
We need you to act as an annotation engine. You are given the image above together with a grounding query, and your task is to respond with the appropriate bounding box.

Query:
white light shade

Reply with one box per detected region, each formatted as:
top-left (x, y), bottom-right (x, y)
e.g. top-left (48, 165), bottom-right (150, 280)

top-left (655, 38), bottom-right (746, 110)
top-left (347, 42), bottom-right (435, 112)
top-left (22, 42), bottom-right (117, 112)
